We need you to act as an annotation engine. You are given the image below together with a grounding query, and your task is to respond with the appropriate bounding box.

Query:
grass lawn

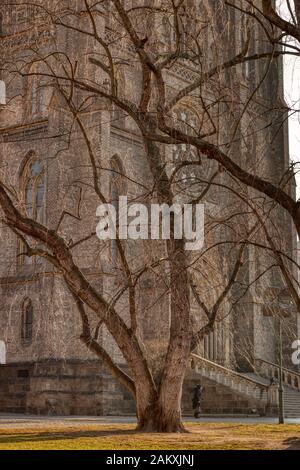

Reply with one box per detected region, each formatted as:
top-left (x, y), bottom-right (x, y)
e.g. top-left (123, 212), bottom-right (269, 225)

top-left (0, 422), bottom-right (300, 450)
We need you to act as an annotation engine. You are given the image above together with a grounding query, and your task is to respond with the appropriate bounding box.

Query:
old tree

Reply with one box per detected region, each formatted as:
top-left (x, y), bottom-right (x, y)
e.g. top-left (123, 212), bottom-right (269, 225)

top-left (0, 0), bottom-right (300, 431)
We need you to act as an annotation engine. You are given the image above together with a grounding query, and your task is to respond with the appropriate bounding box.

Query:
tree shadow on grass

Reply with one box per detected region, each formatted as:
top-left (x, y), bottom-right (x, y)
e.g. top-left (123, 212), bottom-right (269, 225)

top-left (0, 428), bottom-right (138, 444)
top-left (282, 437), bottom-right (300, 450)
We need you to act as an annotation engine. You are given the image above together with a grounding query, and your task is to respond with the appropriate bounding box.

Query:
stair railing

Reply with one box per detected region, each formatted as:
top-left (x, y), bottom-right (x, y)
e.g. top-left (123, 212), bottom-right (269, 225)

top-left (191, 354), bottom-right (278, 408)
top-left (255, 358), bottom-right (300, 392)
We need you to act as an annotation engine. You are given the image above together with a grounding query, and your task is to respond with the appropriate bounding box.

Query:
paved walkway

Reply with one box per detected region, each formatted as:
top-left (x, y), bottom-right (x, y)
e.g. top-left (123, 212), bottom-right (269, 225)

top-left (0, 414), bottom-right (299, 428)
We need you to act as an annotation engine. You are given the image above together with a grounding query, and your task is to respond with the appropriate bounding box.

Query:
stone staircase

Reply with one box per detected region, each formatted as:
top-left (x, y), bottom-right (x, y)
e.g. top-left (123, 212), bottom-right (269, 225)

top-left (284, 388), bottom-right (300, 418)
top-left (241, 373), bottom-right (300, 418)
top-left (254, 358), bottom-right (300, 419)
top-left (189, 354), bottom-right (277, 416)
top-left (190, 354), bottom-right (300, 418)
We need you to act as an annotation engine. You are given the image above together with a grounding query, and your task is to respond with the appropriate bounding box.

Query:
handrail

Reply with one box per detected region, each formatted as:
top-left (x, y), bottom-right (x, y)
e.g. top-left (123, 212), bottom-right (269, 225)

top-left (191, 354), bottom-right (268, 390)
top-left (255, 358), bottom-right (300, 379)
top-left (191, 354), bottom-right (278, 409)
top-left (255, 358), bottom-right (300, 391)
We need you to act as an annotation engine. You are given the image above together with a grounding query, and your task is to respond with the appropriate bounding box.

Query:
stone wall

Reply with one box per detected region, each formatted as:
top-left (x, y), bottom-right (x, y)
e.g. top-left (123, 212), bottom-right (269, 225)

top-left (0, 363), bottom-right (32, 413)
top-left (0, 360), bottom-right (136, 416)
top-left (0, 362), bottom-right (278, 417)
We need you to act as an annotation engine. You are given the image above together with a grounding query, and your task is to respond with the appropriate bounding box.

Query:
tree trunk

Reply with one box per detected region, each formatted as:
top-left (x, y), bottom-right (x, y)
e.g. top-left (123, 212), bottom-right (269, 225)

top-left (150, 243), bottom-right (191, 433)
top-left (135, 240), bottom-right (190, 434)
top-left (136, 398), bottom-right (186, 433)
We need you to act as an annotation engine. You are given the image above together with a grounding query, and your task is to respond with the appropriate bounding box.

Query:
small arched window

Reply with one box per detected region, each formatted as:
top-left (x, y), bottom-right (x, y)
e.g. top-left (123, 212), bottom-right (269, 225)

top-left (21, 298), bottom-right (33, 343)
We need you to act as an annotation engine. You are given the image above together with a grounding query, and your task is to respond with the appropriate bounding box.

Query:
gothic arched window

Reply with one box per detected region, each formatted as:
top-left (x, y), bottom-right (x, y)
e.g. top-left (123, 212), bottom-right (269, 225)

top-left (27, 64), bottom-right (46, 119)
top-left (111, 67), bottom-right (126, 128)
top-left (171, 106), bottom-right (216, 197)
top-left (172, 107), bottom-right (200, 188)
top-left (30, 76), bottom-right (42, 118)
top-left (23, 157), bottom-right (45, 223)
top-left (19, 154), bottom-right (45, 266)
top-left (110, 155), bottom-right (126, 268)
top-left (21, 298), bottom-right (33, 343)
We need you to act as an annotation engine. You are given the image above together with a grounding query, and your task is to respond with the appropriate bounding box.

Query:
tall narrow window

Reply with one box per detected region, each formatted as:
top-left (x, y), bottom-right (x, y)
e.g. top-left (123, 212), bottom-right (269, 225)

top-left (110, 156), bottom-right (126, 269)
top-left (30, 76), bottom-right (42, 118)
top-left (28, 65), bottom-right (45, 119)
top-left (21, 298), bottom-right (33, 343)
top-left (24, 158), bottom-right (45, 223)
top-left (172, 107), bottom-right (203, 194)
top-left (111, 67), bottom-right (126, 128)
top-left (20, 155), bottom-right (45, 265)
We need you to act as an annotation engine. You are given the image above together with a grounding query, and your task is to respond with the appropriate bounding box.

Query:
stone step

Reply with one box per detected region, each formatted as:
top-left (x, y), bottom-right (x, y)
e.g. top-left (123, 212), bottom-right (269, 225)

top-left (244, 374), bottom-right (300, 417)
top-left (193, 364), bottom-right (300, 418)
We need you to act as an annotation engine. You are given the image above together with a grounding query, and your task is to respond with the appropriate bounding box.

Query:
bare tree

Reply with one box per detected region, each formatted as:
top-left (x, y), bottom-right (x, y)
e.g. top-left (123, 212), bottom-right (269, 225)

top-left (0, 0), bottom-right (299, 431)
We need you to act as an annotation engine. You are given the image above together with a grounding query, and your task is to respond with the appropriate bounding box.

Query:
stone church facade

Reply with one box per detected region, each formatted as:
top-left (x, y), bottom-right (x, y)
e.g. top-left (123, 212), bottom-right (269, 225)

top-left (0, 1), bottom-right (299, 416)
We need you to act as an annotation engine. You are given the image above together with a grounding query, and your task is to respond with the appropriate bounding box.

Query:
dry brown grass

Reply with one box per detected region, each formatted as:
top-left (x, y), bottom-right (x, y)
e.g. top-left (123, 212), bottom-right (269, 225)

top-left (0, 422), bottom-right (299, 450)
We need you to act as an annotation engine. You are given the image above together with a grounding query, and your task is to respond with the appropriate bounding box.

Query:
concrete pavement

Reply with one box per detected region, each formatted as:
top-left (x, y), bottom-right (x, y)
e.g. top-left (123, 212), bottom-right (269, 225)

top-left (0, 414), bottom-right (299, 429)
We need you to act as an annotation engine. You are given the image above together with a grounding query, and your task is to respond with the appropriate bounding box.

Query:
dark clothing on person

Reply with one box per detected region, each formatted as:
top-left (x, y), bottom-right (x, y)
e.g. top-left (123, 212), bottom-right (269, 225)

top-left (192, 386), bottom-right (202, 408)
top-left (192, 385), bottom-right (203, 417)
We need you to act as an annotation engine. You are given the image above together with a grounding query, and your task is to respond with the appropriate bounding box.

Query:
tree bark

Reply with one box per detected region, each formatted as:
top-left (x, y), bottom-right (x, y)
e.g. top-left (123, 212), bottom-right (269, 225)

top-left (138, 139), bottom-right (192, 433)
top-left (157, 242), bottom-right (191, 433)
top-left (136, 396), bottom-right (186, 433)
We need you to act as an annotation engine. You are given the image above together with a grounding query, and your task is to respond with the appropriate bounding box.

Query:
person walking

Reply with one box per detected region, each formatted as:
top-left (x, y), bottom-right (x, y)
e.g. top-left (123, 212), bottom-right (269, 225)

top-left (192, 383), bottom-right (204, 418)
